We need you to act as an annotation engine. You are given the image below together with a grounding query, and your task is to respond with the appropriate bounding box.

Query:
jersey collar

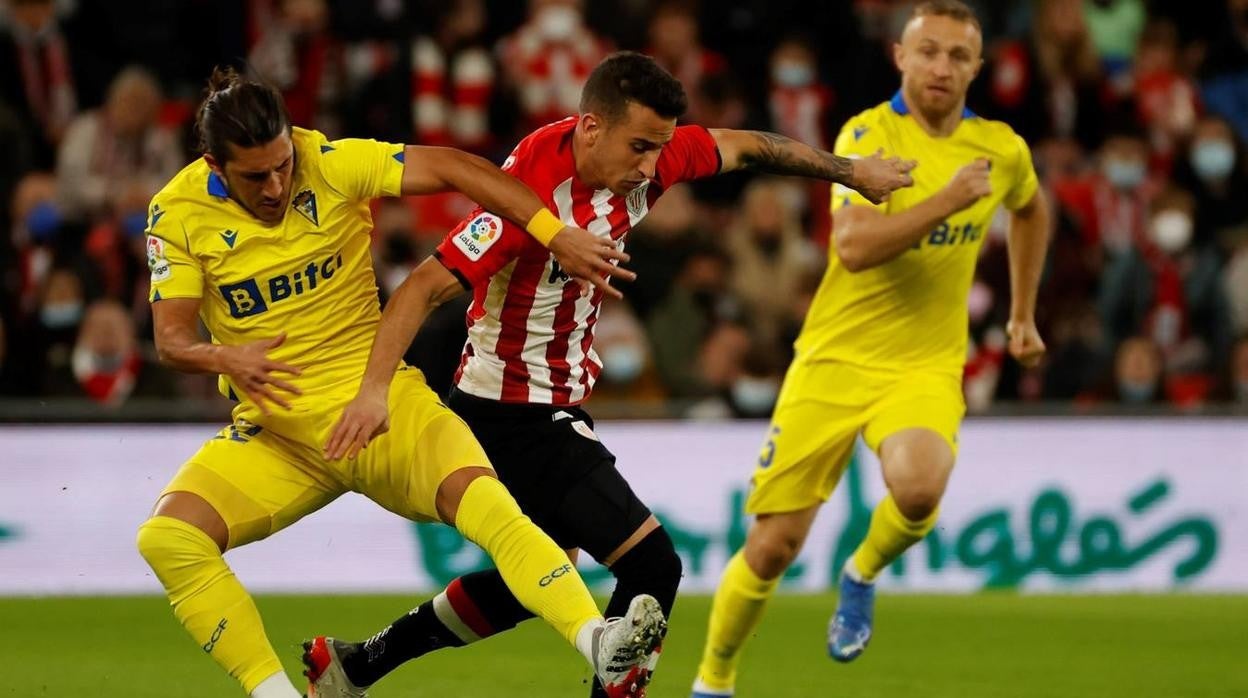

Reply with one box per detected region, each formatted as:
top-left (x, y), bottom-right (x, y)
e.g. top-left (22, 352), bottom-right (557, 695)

top-left (889, 90), bottom-right (975, 119)
top-left (207, 171), bottom-right (229, 197)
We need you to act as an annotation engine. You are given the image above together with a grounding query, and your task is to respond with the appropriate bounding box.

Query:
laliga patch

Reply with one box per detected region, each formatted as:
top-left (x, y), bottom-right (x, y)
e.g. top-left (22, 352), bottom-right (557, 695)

top-left (570, 420), bottom-right (599, 442)
top-left (454, 213), bottom-right (503, 261)
top-left (146, 236), bottom-right (171, 282)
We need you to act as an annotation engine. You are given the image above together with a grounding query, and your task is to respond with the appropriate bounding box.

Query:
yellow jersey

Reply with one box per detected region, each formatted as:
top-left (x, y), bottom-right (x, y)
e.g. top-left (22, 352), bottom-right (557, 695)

top-left (145, 127), bottom-right (406, 422)
top-left (796, 92), bottom-right (1039, 374)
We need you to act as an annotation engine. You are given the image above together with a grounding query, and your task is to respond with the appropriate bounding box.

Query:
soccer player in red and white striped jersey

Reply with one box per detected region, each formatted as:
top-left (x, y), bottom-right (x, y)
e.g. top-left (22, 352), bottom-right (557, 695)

top-left (317, 52), bottom-right (913, 698)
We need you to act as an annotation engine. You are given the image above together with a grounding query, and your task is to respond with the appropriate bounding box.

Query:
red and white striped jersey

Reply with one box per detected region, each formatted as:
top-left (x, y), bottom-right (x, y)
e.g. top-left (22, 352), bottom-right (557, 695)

top-left (435, 117), bottom-right (721, 405)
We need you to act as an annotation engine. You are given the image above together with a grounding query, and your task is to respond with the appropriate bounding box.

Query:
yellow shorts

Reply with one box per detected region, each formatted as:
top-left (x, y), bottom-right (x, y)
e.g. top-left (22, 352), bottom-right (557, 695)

top-left (745, 359), bottom-right (965, 516)
top-left (159, 367), bottom-right (491, 549)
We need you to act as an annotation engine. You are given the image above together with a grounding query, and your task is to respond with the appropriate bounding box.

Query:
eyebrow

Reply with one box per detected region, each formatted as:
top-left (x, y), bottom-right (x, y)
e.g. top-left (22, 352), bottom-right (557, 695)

top-left (239, 154), bottom-right (293, 177)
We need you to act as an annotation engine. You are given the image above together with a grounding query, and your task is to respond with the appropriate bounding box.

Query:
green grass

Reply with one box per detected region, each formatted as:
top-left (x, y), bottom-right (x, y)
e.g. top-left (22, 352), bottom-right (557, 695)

top-left (3, 594), bottom-right (1246, 697)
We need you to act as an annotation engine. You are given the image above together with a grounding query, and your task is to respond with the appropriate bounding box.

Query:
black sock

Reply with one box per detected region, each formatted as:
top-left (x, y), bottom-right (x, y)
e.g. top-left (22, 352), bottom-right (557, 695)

top-left (341, 569), bottom-right (535, 687)
top-left (590, 527), bottom-right (683, 698)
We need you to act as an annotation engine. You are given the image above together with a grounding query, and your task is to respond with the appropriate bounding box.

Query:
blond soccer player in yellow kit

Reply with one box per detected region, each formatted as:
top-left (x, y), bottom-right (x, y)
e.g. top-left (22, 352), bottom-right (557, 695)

top-left (134, 68), bottom-right (665, 698)
top-left (691, 3), bottom-right (1050, 695)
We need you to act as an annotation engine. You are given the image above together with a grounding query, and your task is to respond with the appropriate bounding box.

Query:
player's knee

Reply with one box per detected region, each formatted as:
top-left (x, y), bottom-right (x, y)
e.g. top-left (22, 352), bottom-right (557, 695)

top-left (136, 516), bottom-right (219, 573)
top-left (745, 527), bottom-right (803, 580)
top-left (891, 483), bottom-right (942, 521)
top-left (611, 527), bottom-right (683, 613)
top-left (436, 466), bottom-right (499, 526)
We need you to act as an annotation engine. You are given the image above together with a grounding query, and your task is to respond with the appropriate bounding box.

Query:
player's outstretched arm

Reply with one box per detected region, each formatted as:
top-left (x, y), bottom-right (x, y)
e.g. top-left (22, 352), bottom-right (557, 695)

top-left (324, 257), bottom-right (465, 460)
top-left (152, 298), bottom-right (302, 415)
top-left (398, 145), bottom-right (634, 299)
top-left (709, 129), bottom-right (915, 203)
top-left (835, 159), bottom-right (992, 272)
top-left (1004, 190), bottom-right (1050, 368)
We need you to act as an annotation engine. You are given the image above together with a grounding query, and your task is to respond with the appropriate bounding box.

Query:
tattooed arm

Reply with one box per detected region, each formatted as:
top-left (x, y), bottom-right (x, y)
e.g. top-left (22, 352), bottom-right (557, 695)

top-left (709, 129), bottom-right (914, 204)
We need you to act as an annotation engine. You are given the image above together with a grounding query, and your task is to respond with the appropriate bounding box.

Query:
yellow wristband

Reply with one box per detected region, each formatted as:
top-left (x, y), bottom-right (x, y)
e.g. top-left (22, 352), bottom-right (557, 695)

top-left (525, 208), bottom-right (564, 247)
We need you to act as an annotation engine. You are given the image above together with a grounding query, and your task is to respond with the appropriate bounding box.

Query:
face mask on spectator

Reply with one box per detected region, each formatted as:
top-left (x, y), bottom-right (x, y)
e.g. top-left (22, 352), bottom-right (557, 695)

top-left (1118, 379), bottom-right (1156, 404)
top-left (772, 62), bottom-right (814, 88)
top-left (1102, 158), bottom-right (1145, 190)
top-left (601, 344), bottom-right (645, 383)
top-left (535, 5), bottom-right (579, 40)
top-left (1149, 210), bottom-right (1193, 253)
top-left (732, 376), bottom-right (779, 415)
top-left (1190, 140), bottom-right (1236, 182)
top-left (26, 201), bottom-right (63, 244)
top-left (41, 301), bottom-right (83, 329)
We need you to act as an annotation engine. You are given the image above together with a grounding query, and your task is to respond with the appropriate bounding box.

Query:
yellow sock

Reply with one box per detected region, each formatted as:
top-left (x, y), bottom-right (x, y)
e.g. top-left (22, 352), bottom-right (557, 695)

top-left (136, 516), bottom-right (294, 696)
top-left (452, 476), bottom-right (601, 647)
top-left (695, 550), bottom-right (780, 692)
top-left (849, 494), bottom-right (939, 582)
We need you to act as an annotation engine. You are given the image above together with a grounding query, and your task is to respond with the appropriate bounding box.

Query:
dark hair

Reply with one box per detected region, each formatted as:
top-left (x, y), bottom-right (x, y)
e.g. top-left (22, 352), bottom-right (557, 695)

top-left (580, 51), bottom-right (687, 122)
top-left (911, 0), bottom-right (981, 32)
top-left (195, 66), bottom-right (291, 164)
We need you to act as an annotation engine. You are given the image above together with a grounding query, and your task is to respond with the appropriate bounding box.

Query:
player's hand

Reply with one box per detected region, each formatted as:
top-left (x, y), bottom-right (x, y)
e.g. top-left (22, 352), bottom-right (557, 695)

top-left (547, 225), bottom-right (636, 300)
top-left (1006, 318), bottom-right (1046, 368)
top-left (324, 388), bottom-right (390, 460)
top-left (849, 150), bottom-right (916, 204)
top-left (943, 159), bottom-right (993, 212)
top-left (219, 333), bottom-right (302, 415)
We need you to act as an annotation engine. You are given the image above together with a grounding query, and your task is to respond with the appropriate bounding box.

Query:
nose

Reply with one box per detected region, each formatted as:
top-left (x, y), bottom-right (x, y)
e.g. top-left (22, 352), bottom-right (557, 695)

top-left (262, 172), bottom-right (283, 201)
top-left (931, 53), bottom-right (953, 79)
top-left (639, 151), bottom-right (660, 180)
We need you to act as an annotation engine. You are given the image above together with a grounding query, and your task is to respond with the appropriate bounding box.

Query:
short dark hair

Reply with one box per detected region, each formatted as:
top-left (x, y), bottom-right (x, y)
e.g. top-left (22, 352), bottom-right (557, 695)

top-left (195, 66), bottom-right (291, 164)
top-left (580, 51), bottom-right (687, 122)
top-left (911, 0), bottom-right (981, 32)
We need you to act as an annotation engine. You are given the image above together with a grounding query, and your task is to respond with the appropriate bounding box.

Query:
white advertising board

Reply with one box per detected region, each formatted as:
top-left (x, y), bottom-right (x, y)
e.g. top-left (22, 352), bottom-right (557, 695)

top-left (0, 420), bottom-right (1244, 595)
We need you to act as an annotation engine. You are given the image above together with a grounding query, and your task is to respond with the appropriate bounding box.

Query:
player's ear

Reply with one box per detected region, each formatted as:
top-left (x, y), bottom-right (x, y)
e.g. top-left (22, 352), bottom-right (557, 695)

top-left (203, 153), bottom-right (223, 177)
top-left (581, 113), bottom-right (603, 146)
top-left (892, 42), bottom-right (905, 72)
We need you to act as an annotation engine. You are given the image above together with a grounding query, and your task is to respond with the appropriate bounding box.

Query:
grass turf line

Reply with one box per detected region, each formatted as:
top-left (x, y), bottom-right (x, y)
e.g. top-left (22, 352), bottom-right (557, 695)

top-left (2, 594), bottom-right (1245, 697)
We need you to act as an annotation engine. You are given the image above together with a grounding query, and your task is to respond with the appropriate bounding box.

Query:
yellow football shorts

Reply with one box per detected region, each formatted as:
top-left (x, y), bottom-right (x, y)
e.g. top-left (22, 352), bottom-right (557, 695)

top-left (159, 367), bottom-right (491, 549)
top-left (746, 359), bottom-right (965, 515)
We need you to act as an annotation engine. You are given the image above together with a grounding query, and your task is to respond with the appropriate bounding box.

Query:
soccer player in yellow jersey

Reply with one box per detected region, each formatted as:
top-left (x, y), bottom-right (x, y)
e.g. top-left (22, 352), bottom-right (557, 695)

top-left (692, 3), bottom-right (1050, 695)
top-left (134, 68), bottom-right (664, 698)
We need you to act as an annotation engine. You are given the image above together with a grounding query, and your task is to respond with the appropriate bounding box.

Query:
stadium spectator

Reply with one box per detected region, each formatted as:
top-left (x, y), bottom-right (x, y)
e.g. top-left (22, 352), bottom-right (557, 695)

top-left (1174, 115), bottom-right (1248, 249)
top-left (0, 0), bottom-right (80, 168)
top-left (725, 178), bottom-right (821, 353)
top-left (8, 171), bottom-right (78, 318)
top-left (55, 67), bottom-right (182, 223)
top-left (1131, 20), bottom-right (1199, 167)
top-left (976, 0), bottom-right (1107, 150)
top-left (647, 241), bottom-right (741, 399)
top-left (247, 0), bottom-right (344, 134)
top-left (1083, 0), bottom-right (1148, 87)
top-left (1052, 126), bottom-right (1156, 256)
top-left (588, 298), bottom-right (667, 404)
top-left (497, 0), bottom-right (611, 131)
top-left (1198, 0), bottom-right (1248, 143)
top-left (1099, 187), bottom-right (1233, 378)
top-left (646, 2), bottom-right (727, 115)
top-left (767, 36), bottom-right (835, 241)
top-left (43, 298), bottom-right (176, 404)
top-left (1109, 335), bottom-right (1166, 404)
top-left (410, 0), bottom-right (495, 153)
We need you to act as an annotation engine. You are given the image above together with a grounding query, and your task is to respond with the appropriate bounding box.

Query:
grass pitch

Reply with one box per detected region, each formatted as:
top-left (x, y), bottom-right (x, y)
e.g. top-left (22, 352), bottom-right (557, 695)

top-left (3, 593), bottom-right (1245, 697)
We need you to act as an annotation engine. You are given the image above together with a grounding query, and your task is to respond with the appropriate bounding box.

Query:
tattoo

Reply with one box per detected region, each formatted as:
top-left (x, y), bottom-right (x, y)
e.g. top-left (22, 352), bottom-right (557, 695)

top-left (737, 131), bottom-right (854, 184)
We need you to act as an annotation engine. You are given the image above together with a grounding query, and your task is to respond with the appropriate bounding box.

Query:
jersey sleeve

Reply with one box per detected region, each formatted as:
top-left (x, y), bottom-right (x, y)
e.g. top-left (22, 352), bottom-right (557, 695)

top-left (830, 115), bottom-right (891, 213)
top-left (434, 209), bottom-right (530, 288)
top-left (654, 125), bottom-right (722, 186)
top-left (1003, 132), bottom-right (1040, 211)
top-left (145, 199), bottom-right (203, 301)
top-left (319, 137), bottom-right (406, 200)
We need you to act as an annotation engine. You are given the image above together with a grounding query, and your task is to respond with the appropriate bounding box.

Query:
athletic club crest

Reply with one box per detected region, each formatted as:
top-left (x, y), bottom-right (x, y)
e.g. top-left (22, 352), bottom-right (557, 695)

top-left (626, 181), bottom-right (650, 219)
top-left (292, 189), bottom-right (319, 225)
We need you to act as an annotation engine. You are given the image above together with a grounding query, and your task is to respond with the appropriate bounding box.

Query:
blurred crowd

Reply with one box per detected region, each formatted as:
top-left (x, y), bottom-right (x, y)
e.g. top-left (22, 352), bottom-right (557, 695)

top-left (0, 0), bottom-right (1246, 416)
